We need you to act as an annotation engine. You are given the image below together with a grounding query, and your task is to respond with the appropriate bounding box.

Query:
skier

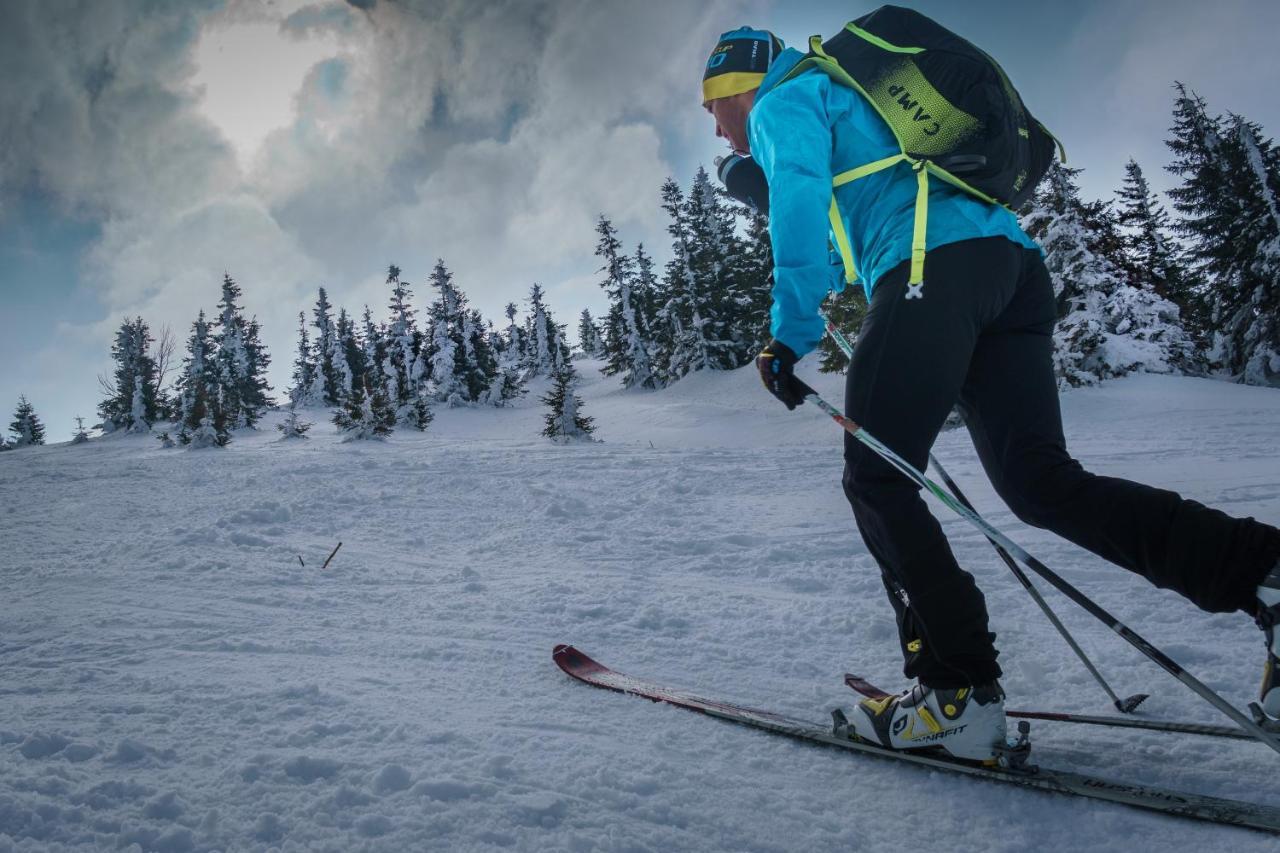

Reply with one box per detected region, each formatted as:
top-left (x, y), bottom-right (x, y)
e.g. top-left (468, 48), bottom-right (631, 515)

top-left (702, 22), bottom-right (1280, 763)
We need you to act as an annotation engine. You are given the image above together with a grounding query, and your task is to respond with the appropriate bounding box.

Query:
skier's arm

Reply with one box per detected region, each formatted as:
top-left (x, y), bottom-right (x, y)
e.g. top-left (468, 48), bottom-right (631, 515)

top-left (749, 80), bottom-right (836, 359)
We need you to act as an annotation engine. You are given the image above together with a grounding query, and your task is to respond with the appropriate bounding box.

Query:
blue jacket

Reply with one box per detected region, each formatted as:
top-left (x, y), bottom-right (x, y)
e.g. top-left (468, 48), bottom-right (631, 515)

top-left (747, 48), bottom-right (1040, 357)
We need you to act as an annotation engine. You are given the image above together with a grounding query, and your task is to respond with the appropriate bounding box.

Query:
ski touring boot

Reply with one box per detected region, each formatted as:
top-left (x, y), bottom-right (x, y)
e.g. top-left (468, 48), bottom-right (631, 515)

top-left (1256, 561), bottom-right (1280, 722)
top-left (837, 681), bottom-right (1012, 765)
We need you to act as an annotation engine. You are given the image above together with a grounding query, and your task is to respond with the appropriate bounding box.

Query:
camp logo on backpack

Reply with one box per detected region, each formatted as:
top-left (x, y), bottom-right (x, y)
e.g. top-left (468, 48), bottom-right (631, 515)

top-left (780, 5), bottom-right (1065, 290)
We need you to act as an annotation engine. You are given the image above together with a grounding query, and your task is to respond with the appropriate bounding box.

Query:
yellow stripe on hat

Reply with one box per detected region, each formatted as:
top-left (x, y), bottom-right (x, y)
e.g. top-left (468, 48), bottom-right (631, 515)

top-left (702, 71), bottom-right (765, 103)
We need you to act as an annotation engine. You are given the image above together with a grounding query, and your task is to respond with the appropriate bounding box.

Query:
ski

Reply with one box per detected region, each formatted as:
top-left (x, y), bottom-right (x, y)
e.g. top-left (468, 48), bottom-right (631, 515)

top-left (554, 645), bottom-right (1280, 834)
top-left (844, 674), bottom-right (1255, 742)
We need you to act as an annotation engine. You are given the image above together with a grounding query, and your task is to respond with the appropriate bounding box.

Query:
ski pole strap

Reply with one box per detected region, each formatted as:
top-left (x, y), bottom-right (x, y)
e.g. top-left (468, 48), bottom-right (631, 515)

top-left (827, 152), bottom-right (928, 287)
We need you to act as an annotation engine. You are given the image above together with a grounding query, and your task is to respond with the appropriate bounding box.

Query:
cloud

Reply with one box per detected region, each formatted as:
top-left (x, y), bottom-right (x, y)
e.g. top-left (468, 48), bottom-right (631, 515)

top-left (1, 0), bottom-right (757, 431)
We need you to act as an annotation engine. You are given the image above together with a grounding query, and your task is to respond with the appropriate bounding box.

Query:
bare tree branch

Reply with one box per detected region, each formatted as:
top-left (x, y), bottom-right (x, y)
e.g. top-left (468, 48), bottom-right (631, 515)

top-left (97, 371), bottom-right (117, 399)
top-left (154, 323), bottom-right (178, 391)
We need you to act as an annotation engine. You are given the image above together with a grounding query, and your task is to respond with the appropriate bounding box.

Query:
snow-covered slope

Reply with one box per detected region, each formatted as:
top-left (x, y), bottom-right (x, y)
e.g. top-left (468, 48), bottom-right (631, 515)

top-left (2, 364), bottom-right (1278, 852)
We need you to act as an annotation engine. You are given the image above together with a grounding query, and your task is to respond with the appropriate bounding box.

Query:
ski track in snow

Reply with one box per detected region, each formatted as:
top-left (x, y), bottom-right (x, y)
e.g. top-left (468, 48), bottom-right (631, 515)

top-left (1, 362), bottom-right (1278, 852)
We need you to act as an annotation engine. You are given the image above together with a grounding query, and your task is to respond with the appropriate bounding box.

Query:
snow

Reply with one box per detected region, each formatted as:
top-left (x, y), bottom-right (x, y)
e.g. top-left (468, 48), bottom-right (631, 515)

top-left (2, 362), bottom-right (1279, 851)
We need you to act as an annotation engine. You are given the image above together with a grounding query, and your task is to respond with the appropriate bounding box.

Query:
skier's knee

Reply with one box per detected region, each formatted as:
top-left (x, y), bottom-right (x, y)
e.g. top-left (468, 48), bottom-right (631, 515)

top-left (995, 457), bottom-right (1085, 530)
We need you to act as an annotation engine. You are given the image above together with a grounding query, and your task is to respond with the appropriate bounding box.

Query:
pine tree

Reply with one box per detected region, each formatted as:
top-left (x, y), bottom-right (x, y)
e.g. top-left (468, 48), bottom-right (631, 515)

top-left (277, 404), bottom-right (312, 439)
top-left (424, 259), bottom-right (464, 403)
top-left (211, 274), bottom-right (272, 428)
top-left (337, 308), bottom-right (366, 395)
top-left (9, 396), bottom-right (45, 446)
top-left (71, 416), bottom-right (90, 444)
top-left (99, 317), bottom-right (160, 433)
top-left (1167, 85), bottom-right (1280, 386)
top-left (1115, 159), bottom-right (1192, 306)
top-left (308, 287), bottom-right (348, 407)
top-left (177, 383), bottom-right (231, 448)
top-left (1022, 162), bottom-right (1197, 386)
top-left (736, 205), bottom-right (776, 355)
top-left (334, 378), bottom-right (396, 441)
top-left (595, 216), bottom-right (657, 388)
top-left (501, 302), bottom-right (527, 369)
top-left (384, 264), bottom-right (429, 417)
top-left (486, 303), bottom-right (528, 406)
top-left (660, 168), bottom-right (744, 379)
top-left (361, 306), bottom-right (387, 400)
top-left (176, 312), bottom-right (217, 431)
top-left (289, 311), bottom-right (317, 406)
top-left (541, 363), bottom-right (595, 442)
top-left (524, 283), bottom-right (571, 379)
top-left (577, 308), bottom-right (605, 358)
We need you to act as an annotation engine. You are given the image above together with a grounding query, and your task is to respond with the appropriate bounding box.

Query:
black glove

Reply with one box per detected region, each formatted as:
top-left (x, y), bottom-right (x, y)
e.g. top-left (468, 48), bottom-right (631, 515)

top-left (756, 340), bottom-right (814, 410)
top-left (714, 153), bottom-right (770, 215)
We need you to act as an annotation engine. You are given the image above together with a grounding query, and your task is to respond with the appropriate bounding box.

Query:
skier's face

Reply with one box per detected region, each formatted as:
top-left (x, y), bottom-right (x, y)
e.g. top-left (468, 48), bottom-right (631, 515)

top-left (705, 90), bottom-right (755, 155)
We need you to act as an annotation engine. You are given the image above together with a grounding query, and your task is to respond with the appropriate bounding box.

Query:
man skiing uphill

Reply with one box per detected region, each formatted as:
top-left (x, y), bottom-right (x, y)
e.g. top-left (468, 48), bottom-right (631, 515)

top-left (702, 14), bottom-right (1280, 764)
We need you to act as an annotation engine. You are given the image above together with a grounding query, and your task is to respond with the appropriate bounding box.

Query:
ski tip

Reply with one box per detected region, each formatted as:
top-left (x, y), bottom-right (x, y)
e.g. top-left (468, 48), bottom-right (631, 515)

top-left (553, 644), bottom-right (605, 679)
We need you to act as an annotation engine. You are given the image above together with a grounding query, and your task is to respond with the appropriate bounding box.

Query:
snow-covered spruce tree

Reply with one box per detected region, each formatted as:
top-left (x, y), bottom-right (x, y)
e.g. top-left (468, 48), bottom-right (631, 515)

top-left (595, 216), bottom-right (657, 388)
top-left (1166, 84), bottom-right (1279, 385)
top-left (277, 403), bottom-right (312, 440)
top-left (175, 311), bottom-right (216, 431)
top-left (484, 303), bottom-right (528, 407)
top-left (360, 306), bottom-right (387, 399)
top-left (334, 378), bottom-right (396, 441)
top-left (72, 416), bottom-right (90, 444)
top-left (501, 302), bottom-right (527, 368)
top-left (541, 363), bottom-right (595, 443)
top-left (337, 308), bottom-right (367, 397)
top-left (288, 311), bottom-right (318, 406)
top-left (632, 243), bottom-right (663, 343)
top-left (460, 307), bottom-right (500, 402)
top-left (1115, 160), bottom-right (1194, 309)
top-left (733, 201), bottom-right (776, 355)
top-left (576, 308), bottom-right (605, 359)
top-left (523, 283), bottom-right (572, 379)
top-left (384, 264), bottom-right (431, 421)
top-left (178, 383), bottom-right (231, 448)
top-left (211, 274), bottom-right (272, 428)
top-left (422, 258), bottom-right (483, 407)
top-left (1021, 162), bottom-right (1198, 387)
top-left (307, 287), bottom-right (349, 407)
top-left (99, 317), bottom-right (160, 433)
top-left (661, 167), bottom-right (745, 381)
top-left (9, 396), bottom-right (45, 446)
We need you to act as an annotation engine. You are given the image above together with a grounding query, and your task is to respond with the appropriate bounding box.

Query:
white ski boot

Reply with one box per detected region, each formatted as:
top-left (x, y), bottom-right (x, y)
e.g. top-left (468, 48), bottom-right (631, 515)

top-left (1257, 562), bottom-right (1280, 718)
top-left (847, 681), bottom-right (1007, 763)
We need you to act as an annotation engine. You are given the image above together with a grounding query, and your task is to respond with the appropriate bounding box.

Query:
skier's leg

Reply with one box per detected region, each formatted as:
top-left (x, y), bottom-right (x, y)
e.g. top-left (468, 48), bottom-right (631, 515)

top-left (843, 237), bottom-right (1024, 689)
top-left (959, 249), bottom-right (1280, 615)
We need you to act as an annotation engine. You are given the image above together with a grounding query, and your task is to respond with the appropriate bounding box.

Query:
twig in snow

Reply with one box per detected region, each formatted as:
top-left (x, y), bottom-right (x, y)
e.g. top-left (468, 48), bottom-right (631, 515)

top-left (322, 542), bottom-right (343, 569)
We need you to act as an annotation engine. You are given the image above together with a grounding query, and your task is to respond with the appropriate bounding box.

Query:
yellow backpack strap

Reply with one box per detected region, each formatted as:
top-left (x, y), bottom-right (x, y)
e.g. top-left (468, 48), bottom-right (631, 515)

top-left (909, 160), bottom-right (929, 287)
top-left (828, 197), bottom-right (858, 284)
top-left (827, 153), bottom-right (910, 286)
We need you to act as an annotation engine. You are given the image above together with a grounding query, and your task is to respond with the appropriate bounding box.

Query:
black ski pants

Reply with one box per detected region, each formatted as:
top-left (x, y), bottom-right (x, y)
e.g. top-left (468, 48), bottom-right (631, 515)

top-left (842, 237), bottom-right (1280, 689)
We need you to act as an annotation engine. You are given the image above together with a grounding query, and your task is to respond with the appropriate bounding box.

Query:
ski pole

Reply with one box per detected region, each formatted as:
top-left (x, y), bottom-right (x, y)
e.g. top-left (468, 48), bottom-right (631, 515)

top-left (802, 386), bottom-right (1280, 756)
top-left (819, 313), bottom-right (1148, 714)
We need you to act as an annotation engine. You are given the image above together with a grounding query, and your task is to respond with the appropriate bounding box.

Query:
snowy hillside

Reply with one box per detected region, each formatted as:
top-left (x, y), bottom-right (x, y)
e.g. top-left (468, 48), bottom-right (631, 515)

top-left (3, 363), bottom-right (1279, 852)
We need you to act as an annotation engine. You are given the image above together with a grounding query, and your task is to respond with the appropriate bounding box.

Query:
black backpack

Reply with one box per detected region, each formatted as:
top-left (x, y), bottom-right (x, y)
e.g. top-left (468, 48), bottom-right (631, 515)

top-left (779, 5), bottom-right (1064, 291)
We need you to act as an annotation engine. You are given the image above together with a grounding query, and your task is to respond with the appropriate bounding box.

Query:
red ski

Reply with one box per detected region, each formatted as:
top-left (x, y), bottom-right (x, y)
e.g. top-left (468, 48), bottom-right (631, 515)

top-left (554, 644), bottom-right (1280, 834)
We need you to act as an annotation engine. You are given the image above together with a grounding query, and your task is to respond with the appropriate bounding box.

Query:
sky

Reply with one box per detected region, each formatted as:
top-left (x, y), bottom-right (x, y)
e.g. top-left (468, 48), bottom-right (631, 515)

top-left (2, 0), bottom-right (1279, 438)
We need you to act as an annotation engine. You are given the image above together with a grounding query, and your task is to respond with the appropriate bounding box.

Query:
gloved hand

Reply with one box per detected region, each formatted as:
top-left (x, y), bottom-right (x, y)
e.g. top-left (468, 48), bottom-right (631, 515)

top-left (756, 339), bottom-right (814, 410)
